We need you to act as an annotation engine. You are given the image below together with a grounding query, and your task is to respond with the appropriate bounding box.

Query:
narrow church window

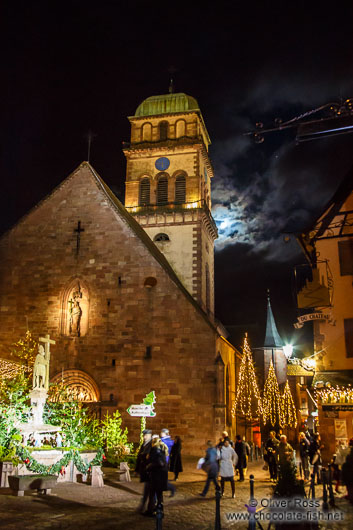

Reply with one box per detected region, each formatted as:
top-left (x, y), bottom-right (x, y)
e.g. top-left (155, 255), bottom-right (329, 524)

top-left (159, 121), bottom-right (168, 140)
top-left (139, 177), bottom-right (150, 206)
top-left (205, 263), bottom-right (210, 312)
top-left (157, 175), bottom-right (168, 205)
top-left (112, 359), bottom-right (116, 366)
top-left (154, 233), bottom-right (170, 242)
top-left (175, 174), bottom-right (186, 203)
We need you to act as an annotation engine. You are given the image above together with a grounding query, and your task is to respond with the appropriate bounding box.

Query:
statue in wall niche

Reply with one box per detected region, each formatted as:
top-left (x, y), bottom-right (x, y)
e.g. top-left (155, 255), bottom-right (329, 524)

top-left (33, 345), bottom-right (49, 390)
top-left (69, 285), bottom-right (83, 336)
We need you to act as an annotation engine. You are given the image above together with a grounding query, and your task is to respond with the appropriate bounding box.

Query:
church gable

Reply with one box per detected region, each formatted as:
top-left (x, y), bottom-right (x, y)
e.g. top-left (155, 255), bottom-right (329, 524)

top-left (0, 162), bottom-right (223, 452)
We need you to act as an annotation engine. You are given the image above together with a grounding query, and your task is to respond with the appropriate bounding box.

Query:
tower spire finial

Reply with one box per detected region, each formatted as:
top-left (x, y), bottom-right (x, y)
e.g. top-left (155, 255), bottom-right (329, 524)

top-left (169, 77), bottom-right (175, 94)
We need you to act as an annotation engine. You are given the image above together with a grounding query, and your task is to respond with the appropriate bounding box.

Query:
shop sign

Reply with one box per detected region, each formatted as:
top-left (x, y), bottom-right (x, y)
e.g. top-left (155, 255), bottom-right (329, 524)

top-left (294, 312), bottom-right (335, 329)
top-left (322, 404), bottom-right (353, 411)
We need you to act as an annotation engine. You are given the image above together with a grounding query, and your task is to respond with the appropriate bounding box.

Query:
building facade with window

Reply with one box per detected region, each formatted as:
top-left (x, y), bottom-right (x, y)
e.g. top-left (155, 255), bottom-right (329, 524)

top-left (124, 92), bottom-right (217, 316)
top-left (296, 167), bottom-right (353, 457)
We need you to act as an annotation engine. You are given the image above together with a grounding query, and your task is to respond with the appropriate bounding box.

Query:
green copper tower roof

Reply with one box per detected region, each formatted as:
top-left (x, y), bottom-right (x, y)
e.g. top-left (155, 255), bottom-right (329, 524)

top-left (135, 92), bottom-right (200, 117)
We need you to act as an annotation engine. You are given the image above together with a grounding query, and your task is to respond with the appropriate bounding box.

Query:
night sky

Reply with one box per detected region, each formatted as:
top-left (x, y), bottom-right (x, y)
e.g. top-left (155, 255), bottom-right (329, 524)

top-left (2, 2), bottom-right (353, 352)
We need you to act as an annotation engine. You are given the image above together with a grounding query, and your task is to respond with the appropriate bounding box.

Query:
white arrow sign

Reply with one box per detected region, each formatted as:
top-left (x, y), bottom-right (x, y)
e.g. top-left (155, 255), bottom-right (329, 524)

top-left (126, 404), bottom-right (155, 417)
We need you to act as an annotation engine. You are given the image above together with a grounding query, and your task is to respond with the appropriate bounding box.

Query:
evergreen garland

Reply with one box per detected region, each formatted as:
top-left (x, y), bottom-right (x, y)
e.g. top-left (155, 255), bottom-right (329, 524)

top-left (16, 446), bottom-right (104, 476)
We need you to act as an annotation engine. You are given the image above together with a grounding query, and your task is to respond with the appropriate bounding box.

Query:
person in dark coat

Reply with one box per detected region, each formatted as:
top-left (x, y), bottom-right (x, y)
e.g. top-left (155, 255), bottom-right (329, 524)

top-left (309, 433), bottom-right (323, 485)
top-left (135, 429), bottom-right (153, 514)
top-left (169, 436), bottom-right (183, 481)
top-left (145, 436), bottom-right (169, 513)
top-left (234, 435), bottom-right (246, 482)
top-left (200, 440), bottom-right (220, 496)
top-left (265, 431), bottom-right (279, 482)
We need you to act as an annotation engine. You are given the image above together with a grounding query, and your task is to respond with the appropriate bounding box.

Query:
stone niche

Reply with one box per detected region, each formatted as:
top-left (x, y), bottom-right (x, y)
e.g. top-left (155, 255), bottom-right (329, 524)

top-left (61, 279), bottom-right (90, 337)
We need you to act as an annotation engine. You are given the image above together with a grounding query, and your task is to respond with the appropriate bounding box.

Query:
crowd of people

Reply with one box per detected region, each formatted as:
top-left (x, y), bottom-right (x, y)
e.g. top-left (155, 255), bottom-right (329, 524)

top-left (135, 428), bottom-right (183, 517)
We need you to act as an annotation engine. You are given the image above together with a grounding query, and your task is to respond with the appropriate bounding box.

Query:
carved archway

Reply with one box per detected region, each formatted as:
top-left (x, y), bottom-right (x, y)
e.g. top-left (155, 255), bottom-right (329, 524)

top-left (50, 369), bottom-right (100, 402)
top-left (60, 278), bottom-right (90, 337)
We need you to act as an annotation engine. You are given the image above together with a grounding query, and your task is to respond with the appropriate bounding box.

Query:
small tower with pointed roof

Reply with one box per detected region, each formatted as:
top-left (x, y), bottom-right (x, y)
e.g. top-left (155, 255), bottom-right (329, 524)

top-left (253, 291), bottom-right (288, 387)
top-left (123, 90), bottom-right (217, 316)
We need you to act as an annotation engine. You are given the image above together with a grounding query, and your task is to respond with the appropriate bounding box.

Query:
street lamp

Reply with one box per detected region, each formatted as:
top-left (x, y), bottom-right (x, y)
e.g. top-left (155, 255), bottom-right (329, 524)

top-left (283, 344), bottom-right (293, 360)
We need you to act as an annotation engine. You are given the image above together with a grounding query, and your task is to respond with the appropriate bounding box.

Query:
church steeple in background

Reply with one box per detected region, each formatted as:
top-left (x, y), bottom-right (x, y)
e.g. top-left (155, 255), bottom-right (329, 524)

top-left (264, 290), bottom-right (284, 348)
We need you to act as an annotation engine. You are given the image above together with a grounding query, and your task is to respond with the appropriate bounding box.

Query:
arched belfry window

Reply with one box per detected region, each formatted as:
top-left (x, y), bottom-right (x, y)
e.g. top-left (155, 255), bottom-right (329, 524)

top-left (159, 121), bottom-right (168, 141)
top-left (142, 123), bottom-right (152, 141)
top-left (157, 174), bottom-right (168, 205)
top-left (61, 279), bottom-right (90, 337)
top-left (176, 119), bottom-right (186, 138)
top-left (139, 177), bottom-right (150, 206)
top-left (175, 174), bottom-right (186, 203)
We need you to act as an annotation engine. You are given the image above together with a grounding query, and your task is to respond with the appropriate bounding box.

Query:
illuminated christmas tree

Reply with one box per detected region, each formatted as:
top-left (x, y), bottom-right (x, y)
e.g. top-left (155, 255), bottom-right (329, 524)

top-left (231, 333), bottom-right (262, 422)
top-left (263, 360), bottom-right (283, 429)
top-left (281, 380), bottom-right (297, 428)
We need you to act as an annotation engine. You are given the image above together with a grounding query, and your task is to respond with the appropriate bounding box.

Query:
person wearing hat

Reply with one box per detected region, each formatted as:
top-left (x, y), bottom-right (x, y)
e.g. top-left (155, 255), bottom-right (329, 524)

top-left (135, 429), bottom-right (154, 514)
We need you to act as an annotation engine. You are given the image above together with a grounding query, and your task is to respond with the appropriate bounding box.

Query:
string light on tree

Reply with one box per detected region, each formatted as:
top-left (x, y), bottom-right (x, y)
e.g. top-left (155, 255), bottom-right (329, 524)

top-left (231, 333), bottom-right (262, 421)
top-left (281, 380), bottom-right (297, 428)
top-left (263, 360), bottom-right (283, 428)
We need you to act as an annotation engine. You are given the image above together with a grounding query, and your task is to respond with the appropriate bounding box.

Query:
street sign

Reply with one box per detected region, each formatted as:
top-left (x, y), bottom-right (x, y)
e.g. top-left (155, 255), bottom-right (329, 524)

top-left (127, 391), bottom-right (156, 417)
top-left (127, 404), bottom-right (155, 417)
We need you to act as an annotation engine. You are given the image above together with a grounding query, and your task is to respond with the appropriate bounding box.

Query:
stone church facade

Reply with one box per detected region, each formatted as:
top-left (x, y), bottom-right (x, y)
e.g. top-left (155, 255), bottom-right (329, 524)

top-left (0, 93), bottom-right (238, 453)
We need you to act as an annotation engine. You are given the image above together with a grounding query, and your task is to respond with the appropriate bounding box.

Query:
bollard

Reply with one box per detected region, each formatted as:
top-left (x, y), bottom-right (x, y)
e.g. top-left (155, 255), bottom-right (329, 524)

top-left (215, 488), bottom-right (221, 530)
top-left (250, 474), bottom-right (255, 500)
top-left (310, 473), bottom-right (315, 499)
top-left (322, 468), bottom-right (329, 511)
top-left (156, 502), bottom-right (164, 530)
top-left (327, 463), bottom-right (335, 507)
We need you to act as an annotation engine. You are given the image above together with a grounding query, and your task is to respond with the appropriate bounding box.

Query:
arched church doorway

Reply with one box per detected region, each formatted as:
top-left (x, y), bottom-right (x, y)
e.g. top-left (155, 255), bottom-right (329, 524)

top-left (50, 369), bottom-right (100, 402)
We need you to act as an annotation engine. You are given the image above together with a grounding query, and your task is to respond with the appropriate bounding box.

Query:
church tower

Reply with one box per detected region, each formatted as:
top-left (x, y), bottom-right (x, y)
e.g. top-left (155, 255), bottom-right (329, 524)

top-left (123, 92), bottom-right (217, 315)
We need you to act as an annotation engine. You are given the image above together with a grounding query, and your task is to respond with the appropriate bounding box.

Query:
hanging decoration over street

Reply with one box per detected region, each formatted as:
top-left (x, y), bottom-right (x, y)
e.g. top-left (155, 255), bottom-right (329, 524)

top-left (231, 334), bottom-right (262, 421)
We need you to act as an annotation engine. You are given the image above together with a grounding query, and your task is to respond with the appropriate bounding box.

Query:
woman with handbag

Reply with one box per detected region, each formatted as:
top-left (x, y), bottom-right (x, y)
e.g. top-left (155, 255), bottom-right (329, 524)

top-left (217, 439), bottom-right (238, 498)
top-left (199, 441), bottom-right (220, 497)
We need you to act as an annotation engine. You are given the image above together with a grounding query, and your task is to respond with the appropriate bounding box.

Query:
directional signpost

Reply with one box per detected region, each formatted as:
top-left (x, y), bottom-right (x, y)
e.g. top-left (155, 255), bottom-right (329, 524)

top-left (127, 391), bottom-right (156, 444)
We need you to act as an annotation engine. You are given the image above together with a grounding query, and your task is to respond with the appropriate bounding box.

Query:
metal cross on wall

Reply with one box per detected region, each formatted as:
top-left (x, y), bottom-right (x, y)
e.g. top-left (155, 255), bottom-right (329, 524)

top-left (74, 221), bottom-right (85, 256)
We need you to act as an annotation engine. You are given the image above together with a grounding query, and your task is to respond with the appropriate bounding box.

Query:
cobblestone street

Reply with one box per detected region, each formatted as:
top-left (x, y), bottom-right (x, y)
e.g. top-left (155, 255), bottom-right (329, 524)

top-left (0, 459), bottom-right (352, 529)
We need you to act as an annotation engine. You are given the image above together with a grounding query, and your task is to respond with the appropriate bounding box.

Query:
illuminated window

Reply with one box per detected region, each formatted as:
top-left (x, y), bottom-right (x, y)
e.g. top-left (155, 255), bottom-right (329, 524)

top-left (139, 178), bottom-right (150, 206)
top-left (159, 121), bottom-right (168, 140)
top-left (154, 233), bottom-right (170, 242)
top-left (157, 175), bottom-right (168, 205)
top-left (175, 174), bottom-right (186, 203)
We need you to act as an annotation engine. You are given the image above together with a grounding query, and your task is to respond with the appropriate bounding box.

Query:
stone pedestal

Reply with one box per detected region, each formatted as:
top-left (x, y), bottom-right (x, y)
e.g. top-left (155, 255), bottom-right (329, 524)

top-left (29, 388), bottom-right (48, 426)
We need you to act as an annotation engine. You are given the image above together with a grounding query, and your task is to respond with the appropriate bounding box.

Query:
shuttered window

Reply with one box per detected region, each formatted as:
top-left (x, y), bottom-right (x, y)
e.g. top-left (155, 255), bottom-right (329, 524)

top-left (344, 318), bottom-right (353, 358)
top-left (338, 240), bottom-right (353, 275)
top-left (175, 175), bottom-right (186, 203)
top-left (157, 176), bottom-right (168, 205)
top-left (139, 178), bottom-right (150, 206)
